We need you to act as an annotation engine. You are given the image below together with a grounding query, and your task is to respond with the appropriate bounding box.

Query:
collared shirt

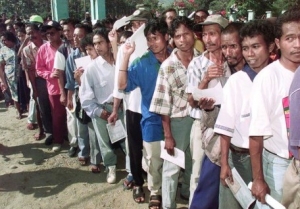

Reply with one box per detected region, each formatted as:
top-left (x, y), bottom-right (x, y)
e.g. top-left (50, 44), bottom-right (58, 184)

top-left (186, 51), bottom-right (231, 119)
top-left (36, 42), bottom-right (61, 95)
top-left (79, 56), bottom-right (115, 118)
top-left (214, 64), bottom-right (256, 149)
top-left (125, 50), bottom-right (166, 142)
top-left (289, 66), bottom-right (300, 160)
top-left (21, 41), bottom-right (46, 71)
top-left (150, 48), bottom-right (200, 118)
top-left (249, 60), bottom-right (294, 159)
top-left (65, 48), bottom-right (82, 90)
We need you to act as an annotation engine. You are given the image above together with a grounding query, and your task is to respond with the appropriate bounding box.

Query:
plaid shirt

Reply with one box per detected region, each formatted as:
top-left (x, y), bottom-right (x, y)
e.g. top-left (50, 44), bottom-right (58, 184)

top-left (21, 41), bottom-right (45, 72)
top-left (150, 48), bottom-right (200, 118)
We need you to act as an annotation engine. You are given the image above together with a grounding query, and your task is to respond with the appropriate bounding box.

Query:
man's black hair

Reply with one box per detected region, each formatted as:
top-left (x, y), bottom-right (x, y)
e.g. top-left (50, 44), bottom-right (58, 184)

top-left (80, 33), bottom-right (94, 49)
top-left (193, 9), bottom-right (209, 19)
top-left (240, 20), bottom-right (274, 47)
top-left (74, 23), bottom-right (93, 34)
top-left (222, 22), bottom-right (244, 35)
top-left (94, 28), bottom-right (110, 43)
top-left (1, 31), bottom-right (18, 44)
top-left (161, 8), bottom-right (177, 19)
top-left (144, 18), bottom-right (168, 37)
top-left (169, 16), bottom-right (194, 38)
top-left (61, 18), bottom-right (80, 27)
top-left (275, 7), bottom-right (300, 39)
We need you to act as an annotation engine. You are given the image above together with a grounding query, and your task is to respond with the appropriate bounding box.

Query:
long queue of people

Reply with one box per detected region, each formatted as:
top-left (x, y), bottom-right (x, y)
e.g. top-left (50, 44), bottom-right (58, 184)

top-left (0, 6), bottom-right (299, 209)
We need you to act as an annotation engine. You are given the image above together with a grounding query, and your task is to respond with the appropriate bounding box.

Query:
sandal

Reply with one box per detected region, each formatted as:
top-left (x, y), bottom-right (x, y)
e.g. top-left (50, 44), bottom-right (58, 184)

top-left (132, 186), bottom-right (145, 203)
top-left (27, 123), bottom-right (35, 130)
top-left (90, 164), bottom-right (101, 173)
top-left (78, 157), bottom-right (88, 166)
top-left (34, 132), bottom-right (46, 141)
top-left (149, 195), bottom-right (162, 209)
top-left (123, 174), bottom-right (134, 190)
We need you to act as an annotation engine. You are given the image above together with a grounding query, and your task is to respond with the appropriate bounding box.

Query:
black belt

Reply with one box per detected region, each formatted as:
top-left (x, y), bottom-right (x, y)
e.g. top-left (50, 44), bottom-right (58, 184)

top-left (230, 144), bottom-right (250, 154)
top-left (265, 148), bottom-right (293, 160)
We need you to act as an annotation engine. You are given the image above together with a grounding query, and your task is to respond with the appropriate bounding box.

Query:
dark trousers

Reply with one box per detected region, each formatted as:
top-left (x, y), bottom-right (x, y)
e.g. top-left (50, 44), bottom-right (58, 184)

top-left (126, 110), bottom-right (144, 186)
top-left (48, 94), bottom-right (67, 144)
top-left (36, 77), bottom-right (52, 134)
top-left (190, 155), bottom-right (220, 209)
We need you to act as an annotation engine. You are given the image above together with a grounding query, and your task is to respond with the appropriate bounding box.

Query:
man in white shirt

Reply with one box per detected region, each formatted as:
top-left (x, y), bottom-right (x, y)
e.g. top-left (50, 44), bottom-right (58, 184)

top-left (249, 8), bottom-right (300, 207)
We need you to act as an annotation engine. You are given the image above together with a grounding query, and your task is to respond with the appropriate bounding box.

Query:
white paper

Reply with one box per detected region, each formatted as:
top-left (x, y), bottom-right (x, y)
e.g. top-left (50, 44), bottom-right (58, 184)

top-left (113, 16), bottom-right (132, 30)
top-left (74, 56), bottom-right (92, 70)
top-left (106, 119), bottom-right (127, 144)
top-left (128, 24), bottom-right (148, 58)
top-left (248, 182), bottom-right (286, 209)
top-left (65, 93), bottom-right (77, 113)
top-left (226, 168), bottom-right (256, 209)
top-left (192, 81), bottom-right (223, 105)
top-left (160, 141), bottom-right (185, 169)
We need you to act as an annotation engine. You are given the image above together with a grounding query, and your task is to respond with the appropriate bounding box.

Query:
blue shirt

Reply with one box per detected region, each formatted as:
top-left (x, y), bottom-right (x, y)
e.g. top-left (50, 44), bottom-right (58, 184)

top-left (289, 66), bottom-right (300, 160)
top-left (65, 48), bottom-right (82, 90)
top-left (125, 50), bottom-right (164, 142)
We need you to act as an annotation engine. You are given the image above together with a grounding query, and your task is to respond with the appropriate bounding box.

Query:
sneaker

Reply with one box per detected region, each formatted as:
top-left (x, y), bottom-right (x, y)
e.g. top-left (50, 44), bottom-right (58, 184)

top-left (106, 165), bottom-right (116, 184)
top-left (52, 144), bottom-right (61, 152)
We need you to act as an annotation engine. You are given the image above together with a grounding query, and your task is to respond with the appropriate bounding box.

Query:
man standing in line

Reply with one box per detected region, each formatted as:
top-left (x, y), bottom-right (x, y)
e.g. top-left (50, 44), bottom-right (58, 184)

top-left (215, 20), bottom-right (275, 209)
top-left (36, 21), bottom-right (66, 152)
top-left (150, 16), bottom-right (198, 209)
top-left (249, 8), bottom-right (300, 207)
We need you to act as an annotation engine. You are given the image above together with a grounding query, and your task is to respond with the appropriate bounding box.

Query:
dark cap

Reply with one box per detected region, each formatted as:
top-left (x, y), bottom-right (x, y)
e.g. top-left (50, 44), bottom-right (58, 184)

top-left (42, 21), bottom-right (62, 31)
top-left (129, 9), bottom-right (152, 22)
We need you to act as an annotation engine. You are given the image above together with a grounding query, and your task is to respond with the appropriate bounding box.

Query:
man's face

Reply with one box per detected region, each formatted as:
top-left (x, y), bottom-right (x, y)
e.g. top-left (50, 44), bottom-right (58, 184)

top-left (26, 26), bottom-right (41, 44)
top-left (173, 24), bottom-right (195, 52)
top-left (93, 34), bottom-right (110, 57)
top-left (275, 21), bottom-right (300, 68)
top-left (165, 11), bottom-right (177, 28)
top-left (46, 28), bottom-right (61, 43)
top-left (6, 25), bottom-right (15, 34)
top-left (194, 11), bottom-right (208, 24)
top-left (73, 28), bottom-right (86, 48)
top-left (202, 24), bottom-right (222, 52)
top-left (1, 36), bottom-right (14, 48)
top-left (131, 21), bottom-right (145, 33)
top-left (242, 34), bottom-right (271, 71)
top-left (85, 45), bottom-right (98, 59)
top-left (146, 31), bottom-right (168, 54)
top-left (221, 32), bottom-right (243, 67)
top-left (63, 24), bottom-right (75, 41)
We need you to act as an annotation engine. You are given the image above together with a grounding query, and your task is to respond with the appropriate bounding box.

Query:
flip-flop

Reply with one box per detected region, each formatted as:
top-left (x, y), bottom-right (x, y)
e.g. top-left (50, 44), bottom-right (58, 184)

top-left (133, 186), bottom-right (145, 203)
top-left (34, 133), bottom-right (46, 141)
top-left (27, 123), bottom-right (35, 130)
top-left (78, 157), bottom-right (88, 166)
top-left (90, 164), bottom-right (101, 173)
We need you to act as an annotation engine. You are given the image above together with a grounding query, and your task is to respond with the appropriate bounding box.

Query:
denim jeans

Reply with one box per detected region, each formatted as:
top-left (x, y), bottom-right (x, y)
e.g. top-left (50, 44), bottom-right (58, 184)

top-left (219, 149), bottom-right (252, 209)
top-left (162, 116), bottom-right (193, 209)
top-left (91, 103), bottom-right (126, 167)
top-left (256, 149), bottom-right (291, 209)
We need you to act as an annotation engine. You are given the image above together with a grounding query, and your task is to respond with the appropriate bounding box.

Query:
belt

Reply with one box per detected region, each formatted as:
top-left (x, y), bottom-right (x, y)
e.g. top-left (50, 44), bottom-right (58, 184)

top-left (265, 148), bottom-right (293, 160)
top-left (230, 144), bottom-right (250, 154)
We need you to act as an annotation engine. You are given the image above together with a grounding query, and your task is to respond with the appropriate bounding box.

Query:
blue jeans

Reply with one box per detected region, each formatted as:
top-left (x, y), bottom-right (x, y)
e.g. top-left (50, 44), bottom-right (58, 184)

top-left (162, 116), bottom-right (193, 209)
top-left (190, 154), bottom-right (220, 209)
top-left (256, 149), bottom-right (291, 209)
top-left (219, 149), bottom-right (252, 209)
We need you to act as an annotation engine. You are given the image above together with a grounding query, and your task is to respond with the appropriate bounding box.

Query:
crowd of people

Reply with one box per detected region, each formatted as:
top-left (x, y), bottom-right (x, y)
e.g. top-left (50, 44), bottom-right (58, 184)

top-left (0, 5), bottom-right (299, 209)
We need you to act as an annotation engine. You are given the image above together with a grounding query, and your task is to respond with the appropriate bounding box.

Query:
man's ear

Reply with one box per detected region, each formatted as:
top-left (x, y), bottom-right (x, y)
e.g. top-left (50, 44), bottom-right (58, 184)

top-left (274, 38), bottom-right (280, 50)
top-left (164, 33), bottom-right (169, 42)
top-left (269, 42), bottom-right (275, 53)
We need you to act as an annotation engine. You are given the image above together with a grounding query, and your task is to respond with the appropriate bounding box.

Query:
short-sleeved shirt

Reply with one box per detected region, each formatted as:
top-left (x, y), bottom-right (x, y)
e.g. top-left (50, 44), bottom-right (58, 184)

top-left (21, 41), bottom-right (46, 72)
top-left (53, 41), bottom-right (73, 71)
top-left (0, 45), bottom-right (18, 80)
top-left (289, 66), bottom-right (300, 160)
top-left (249, 60), bottom-right (294, 159)
top-left (125, 50), bottom-right (164, 142)
top-left (150, 48), bottom-right (200, 118)
top-left (214, 65), bottom-right (256, 149)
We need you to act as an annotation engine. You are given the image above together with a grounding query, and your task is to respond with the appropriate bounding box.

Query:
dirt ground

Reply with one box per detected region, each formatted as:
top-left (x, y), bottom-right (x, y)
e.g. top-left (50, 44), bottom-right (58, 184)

top-left (0, 99), bottom-right (189, 209)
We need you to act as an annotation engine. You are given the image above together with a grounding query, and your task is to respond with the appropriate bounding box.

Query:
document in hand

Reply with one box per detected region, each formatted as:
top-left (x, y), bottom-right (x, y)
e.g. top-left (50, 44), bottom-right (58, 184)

top-left (248, 182), bottom-right (286, 209)
top-left (74, 56), bottom-right (92, 71)
top-left (113, 16), bottom-right (132, 30)
top-left (128, 24), bottom-right (147, 58)
top-left (106, 119), bottom-right (127, 144)
top-left (192, 81), bottom-right (223, 105)
top-left (160, 141), bottom-right (185, 169)
top-left (226, 168), bottom-right (255, 209)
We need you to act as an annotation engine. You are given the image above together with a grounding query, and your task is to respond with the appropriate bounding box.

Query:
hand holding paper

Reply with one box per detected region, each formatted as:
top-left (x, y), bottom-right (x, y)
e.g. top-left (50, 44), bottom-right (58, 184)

top-left (192, 81), bottom-right (223, 105)
top-left (160, 141), bottom-right (185, 169)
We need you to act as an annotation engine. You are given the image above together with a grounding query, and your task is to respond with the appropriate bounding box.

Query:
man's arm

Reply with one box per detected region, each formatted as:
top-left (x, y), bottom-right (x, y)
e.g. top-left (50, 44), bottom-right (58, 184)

top-left (0, 62), bottom-right (7, 91)
top-left (107, 97), bottom-right (122, 124)
top-left (220, 134), bottom-right (233, 186)
top-left (35, 47), bottom-right (53, 80)
top-left (161, 115), bottom-right (176, 156)
top-left (249, 135), bottom-right (270, 204)
top-left (118, 42), bottom-right (135, 90)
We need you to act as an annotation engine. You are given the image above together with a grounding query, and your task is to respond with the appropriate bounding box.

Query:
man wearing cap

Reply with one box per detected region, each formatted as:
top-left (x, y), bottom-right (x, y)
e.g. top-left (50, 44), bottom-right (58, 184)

top-left (36, 21), bottom-right (66, 152)
top-left (187, 14), bottom-right (230, 209)
top-left (107, 8), bottom-right (152, 191)
top-left (150, 16), bottom-right (199, 209)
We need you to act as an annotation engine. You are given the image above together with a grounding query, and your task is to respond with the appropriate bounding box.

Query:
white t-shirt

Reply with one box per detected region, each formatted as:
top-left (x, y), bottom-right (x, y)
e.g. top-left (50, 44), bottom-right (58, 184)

top-left (214, 71), bottom-right (252, 149)
top-left (53, 51), bottom-right (66, 71)
top-left (249, 60), bottom-right (294, 159)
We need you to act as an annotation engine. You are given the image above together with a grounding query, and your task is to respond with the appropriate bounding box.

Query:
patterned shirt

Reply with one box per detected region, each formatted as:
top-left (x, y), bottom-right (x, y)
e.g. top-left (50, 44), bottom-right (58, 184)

top-left (150, 48), bottom-right (200, 118)
top-left (0, 45), bottom-right (19, 80)
top-left (186, 51), bottom-right (231, 119)
top-left (21, 41), bottom-right (46, 72)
